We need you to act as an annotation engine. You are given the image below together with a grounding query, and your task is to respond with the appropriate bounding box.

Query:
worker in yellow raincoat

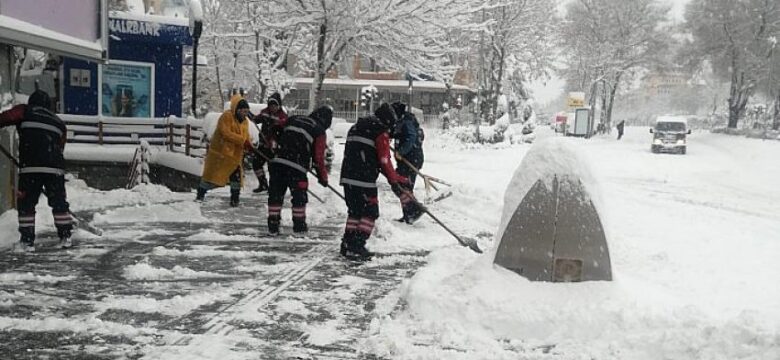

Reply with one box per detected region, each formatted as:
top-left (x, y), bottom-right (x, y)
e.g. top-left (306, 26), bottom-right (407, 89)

top-left (196, 95), bottom-right (253, 206)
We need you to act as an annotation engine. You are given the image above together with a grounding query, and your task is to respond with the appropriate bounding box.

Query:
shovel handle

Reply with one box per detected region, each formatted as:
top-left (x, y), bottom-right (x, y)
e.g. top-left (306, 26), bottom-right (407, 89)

top-left (249, 147), bottom-right (327, 204)
top-left (399, 188), bottom-right (482, 253)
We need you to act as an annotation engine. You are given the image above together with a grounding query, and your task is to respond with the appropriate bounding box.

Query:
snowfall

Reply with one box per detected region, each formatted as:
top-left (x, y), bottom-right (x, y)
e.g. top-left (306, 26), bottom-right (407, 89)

top-left (1, 125), bottom-right (778, 359)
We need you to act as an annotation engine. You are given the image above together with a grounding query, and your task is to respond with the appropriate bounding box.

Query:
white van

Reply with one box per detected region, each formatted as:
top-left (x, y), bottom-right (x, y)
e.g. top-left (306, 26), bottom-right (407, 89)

top-left (650, 116), bottom-right (690, 154)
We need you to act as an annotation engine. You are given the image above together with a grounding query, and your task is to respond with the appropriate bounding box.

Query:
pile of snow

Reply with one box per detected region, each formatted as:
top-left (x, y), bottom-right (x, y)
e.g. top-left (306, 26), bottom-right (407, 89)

top-left (0, 180), bottom-right (192, 250)
top-left (712, 127), bottom-right (780, 141)
top-left (495, 137), bottom-right (607, 244)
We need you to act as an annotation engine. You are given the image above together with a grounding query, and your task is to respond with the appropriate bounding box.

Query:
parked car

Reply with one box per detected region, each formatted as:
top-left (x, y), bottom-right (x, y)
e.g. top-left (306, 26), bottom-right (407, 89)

top-left (650, 116), bottom-right (691, 154)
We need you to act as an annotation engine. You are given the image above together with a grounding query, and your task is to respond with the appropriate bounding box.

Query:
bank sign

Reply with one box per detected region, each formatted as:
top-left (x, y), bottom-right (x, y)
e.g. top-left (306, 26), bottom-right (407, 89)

top-left (109, 18), bottom-right (162, 37)
top-left (108, 17), bottom-right (192, 45)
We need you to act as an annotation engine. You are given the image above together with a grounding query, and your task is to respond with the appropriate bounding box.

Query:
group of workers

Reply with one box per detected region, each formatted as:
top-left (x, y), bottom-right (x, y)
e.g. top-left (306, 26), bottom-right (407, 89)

top-left (196, 93), bottom-right (426, 260)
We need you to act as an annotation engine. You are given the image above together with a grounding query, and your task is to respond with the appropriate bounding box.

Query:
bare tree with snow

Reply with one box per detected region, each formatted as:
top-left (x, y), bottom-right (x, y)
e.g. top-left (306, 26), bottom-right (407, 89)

top-left (684, 0), bottom-right (780, 129)
top-left (257, 0), bottom-right (480, 111)
top-left (473, 0), bottom-right (557, 124)
top-left (559, 0), bottom-right (669, 128)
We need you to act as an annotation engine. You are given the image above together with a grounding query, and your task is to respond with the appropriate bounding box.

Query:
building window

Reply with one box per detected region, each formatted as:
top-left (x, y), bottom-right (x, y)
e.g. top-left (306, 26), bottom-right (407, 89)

top-left (359, 57), bottom-right (380, 72)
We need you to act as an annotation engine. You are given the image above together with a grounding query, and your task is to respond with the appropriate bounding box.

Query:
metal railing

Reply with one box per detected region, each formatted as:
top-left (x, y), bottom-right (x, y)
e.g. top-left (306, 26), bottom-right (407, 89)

top-left (287, 109), bottom-right (441, 128)
top-left (126, 141), bottom-right (151, 189)
top-left (60, 114), bottom-right (208, 158)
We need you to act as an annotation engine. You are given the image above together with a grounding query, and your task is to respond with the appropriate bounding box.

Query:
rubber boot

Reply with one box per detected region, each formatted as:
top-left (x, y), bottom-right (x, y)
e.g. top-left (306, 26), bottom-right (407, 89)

top-left (18, 234), bottom-right (35, 253)
top-left (268, 216), bottom-right (280, 235)
top-left (405, 203), bottom-right (424, 224)
top-left (293, 218), bottom-right (308, 233)
top-left (345, 232), bottom-right (373, 261)
top-left (253, 175), bottom-right (269, 193)
top-left (195, 187), bottom-right (207, 201)
top-left (58, 228), bottom-right (73, 249)
top-left (340, 231), bottom-right (356, 257)
top-left (230, 189), bottom-right (240, 207)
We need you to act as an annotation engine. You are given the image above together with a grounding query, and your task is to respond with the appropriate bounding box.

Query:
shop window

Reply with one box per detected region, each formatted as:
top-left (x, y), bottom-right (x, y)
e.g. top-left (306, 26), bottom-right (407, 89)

top-left (359, 57), bottom-right (380, 72)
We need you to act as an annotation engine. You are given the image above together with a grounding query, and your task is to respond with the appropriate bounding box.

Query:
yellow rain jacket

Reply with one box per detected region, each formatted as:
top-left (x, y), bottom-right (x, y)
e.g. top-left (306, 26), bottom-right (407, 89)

top-left (201, 95), bottom-right (251, 187)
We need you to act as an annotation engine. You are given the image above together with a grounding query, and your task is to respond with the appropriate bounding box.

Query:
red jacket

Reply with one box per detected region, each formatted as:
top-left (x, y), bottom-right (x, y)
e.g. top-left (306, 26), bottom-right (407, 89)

top-left (253, 108), bottom-right (288, 149)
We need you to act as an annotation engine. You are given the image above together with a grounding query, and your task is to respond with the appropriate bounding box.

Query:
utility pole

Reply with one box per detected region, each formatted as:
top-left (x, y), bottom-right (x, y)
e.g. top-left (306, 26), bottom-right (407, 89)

top-left (190, 18), bottom-right (203, 117)
top-left (407, 71), bottom-right (413, 107)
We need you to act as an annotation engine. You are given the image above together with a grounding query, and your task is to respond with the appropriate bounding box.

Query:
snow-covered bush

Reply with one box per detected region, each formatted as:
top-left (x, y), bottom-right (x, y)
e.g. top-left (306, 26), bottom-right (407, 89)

top-left (712, 127), bottom-right (780, 141)
top-left (449, 114), bottom-right (511, 144)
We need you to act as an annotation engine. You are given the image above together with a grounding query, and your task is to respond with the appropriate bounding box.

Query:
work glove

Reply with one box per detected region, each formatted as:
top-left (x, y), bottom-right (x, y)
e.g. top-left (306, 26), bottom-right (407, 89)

top-left (393, 175), bottom-right (410, 186)
top-left (318, 176), bottom-right (328, 187)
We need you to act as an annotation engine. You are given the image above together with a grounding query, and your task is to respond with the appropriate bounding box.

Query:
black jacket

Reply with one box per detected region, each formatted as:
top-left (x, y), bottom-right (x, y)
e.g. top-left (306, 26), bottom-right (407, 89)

top-left (393, 112), bottom-right (424, 168)
top-left (0, 104), bottom-right (67, 174)
top-left (271, 115), bottom-right (328, 177)
top-left (340, 116), bottom-right (389, 188)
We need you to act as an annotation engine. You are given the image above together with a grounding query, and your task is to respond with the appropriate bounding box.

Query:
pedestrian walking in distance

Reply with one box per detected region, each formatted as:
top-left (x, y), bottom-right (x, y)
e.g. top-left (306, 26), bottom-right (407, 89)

top-left (616, 120), bottom-right (625, 140)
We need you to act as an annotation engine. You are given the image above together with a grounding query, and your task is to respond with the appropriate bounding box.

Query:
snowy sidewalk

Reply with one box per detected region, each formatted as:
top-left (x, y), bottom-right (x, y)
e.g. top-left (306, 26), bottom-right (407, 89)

top-left (0, 193), bottom-right (428, 359)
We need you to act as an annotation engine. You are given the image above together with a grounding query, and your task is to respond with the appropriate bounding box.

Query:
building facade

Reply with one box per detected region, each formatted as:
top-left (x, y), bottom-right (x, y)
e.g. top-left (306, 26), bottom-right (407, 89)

top-left (0, 0), bottom-right (108, 214)
top-left (61, 13), bottom-right (192, 118)
top-left (286, 54), bottom-right (474, 116)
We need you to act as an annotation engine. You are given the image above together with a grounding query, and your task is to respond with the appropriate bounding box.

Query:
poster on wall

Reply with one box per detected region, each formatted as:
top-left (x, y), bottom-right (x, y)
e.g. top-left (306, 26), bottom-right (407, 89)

top-left (101, 62), bottom-right (154, 117)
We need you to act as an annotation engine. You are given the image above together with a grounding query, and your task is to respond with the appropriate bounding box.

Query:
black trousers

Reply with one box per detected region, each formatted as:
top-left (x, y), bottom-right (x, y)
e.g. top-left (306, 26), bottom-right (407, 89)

top-left (343, 185), bottom-right (379, 220)
top-left (267, 163), bottom-right (308, 221)
top-left (391, 161), bottom-right (423, 219)
top-left (342, 184), bottom-right (379, 247)
top-left (251, 146), bottom-right (274, 178)
top-left (16, 173), bottom-right (72, 242)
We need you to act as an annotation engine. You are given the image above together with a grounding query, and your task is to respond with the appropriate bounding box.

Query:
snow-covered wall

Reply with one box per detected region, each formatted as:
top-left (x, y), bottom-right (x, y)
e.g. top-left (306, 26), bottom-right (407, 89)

top-left (0, 45), bottom-right (14, 214)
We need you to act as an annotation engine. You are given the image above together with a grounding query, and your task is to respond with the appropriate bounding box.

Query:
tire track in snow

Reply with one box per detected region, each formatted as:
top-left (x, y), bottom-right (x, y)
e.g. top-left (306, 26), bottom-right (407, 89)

top-left (169, 243), bottom-right (330, 345)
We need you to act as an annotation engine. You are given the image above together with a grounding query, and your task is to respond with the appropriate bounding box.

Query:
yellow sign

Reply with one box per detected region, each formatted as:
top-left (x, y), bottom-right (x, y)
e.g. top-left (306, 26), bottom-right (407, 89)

top-left (567, 98), bottom-right (585, 108)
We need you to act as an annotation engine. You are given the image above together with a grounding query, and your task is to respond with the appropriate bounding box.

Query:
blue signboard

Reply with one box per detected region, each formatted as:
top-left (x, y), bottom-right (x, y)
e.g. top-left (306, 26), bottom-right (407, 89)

top-left (62, 15), bottom-right (191, 117)
top-left (108, 17), bottom-right (192, 45)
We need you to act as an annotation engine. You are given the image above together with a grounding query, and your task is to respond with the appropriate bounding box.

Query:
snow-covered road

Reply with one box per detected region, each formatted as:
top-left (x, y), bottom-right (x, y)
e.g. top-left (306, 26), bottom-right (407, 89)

top-left (364, 127), bottom-right (780, 359)
top-left (0, 126), bottom-right (778, 359)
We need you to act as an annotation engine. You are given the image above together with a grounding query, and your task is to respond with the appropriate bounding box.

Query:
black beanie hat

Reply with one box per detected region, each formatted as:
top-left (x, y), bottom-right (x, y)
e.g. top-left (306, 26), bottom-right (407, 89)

top-left (268, 92), bottom-right (282, 106)
top-left (391, 102), bottom-right (406, 119)
top-left (374, 103), bottom-right (397, 130)
top-left (236, 99), bottom-right (250, 110)
top-left (28, 90), bottom-right (52, 110)
top-left (310, 105), bottom-right (333, 129)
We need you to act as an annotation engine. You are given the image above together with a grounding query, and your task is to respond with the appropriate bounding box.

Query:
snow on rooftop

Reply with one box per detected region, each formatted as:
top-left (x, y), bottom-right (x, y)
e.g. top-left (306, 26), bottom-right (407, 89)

top-left (293, 77), bottom-right (472, 92)
top-left (0, 14), bottom-right (103, 52)
top-left (189, 0), bottom-right (204, 22)
top-left (109, 10), bottom-right (190, 27)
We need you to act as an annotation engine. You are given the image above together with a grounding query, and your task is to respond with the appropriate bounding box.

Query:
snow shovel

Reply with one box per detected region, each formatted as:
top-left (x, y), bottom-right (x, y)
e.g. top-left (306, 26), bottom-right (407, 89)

top-left (400, 188), bottom-right (482, 254)
top-left (391, 147), bottom-right (453, 202)
top-left (0, 143), bottom-right (103, 236)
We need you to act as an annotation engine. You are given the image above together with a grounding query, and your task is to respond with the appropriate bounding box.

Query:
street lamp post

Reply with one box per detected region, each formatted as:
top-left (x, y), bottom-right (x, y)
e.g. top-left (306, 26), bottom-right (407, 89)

top-left (407, 72), bottom-right (413, 107)
top-left (190, 20), bottom-right (203, 117)
top-left (475, 86), bottom-right (482, 143)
